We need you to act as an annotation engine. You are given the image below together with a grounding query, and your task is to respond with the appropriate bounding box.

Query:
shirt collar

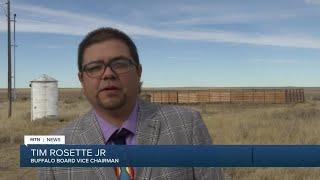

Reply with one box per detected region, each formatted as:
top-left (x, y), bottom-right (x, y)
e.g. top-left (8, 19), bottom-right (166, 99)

top-left (95, 102), bottom-right (138, 143)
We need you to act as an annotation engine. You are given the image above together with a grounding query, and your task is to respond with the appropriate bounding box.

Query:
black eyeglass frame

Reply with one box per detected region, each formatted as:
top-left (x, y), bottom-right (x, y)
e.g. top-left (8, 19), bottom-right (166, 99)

top-left (81, 57), bottom-right (138, 78)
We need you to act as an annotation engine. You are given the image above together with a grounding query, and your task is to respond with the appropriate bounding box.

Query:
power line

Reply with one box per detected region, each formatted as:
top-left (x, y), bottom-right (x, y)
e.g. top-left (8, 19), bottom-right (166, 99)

top-left (0, 2), bottom-right (7, 16)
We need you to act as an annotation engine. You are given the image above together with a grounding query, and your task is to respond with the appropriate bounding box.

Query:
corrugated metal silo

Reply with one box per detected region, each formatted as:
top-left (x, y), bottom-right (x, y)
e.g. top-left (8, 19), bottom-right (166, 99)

top-left (30, 74), bottom-right (58, 121)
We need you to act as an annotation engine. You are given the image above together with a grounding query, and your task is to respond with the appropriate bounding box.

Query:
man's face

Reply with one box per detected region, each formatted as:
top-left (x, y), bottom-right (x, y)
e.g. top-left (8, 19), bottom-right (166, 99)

top-left (79, 39), bottom-right (141, 111)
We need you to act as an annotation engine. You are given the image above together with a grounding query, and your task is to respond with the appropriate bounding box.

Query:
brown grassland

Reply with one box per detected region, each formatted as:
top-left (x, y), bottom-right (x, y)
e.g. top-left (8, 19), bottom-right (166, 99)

top-left (0, 88), bottom-right (320, 180)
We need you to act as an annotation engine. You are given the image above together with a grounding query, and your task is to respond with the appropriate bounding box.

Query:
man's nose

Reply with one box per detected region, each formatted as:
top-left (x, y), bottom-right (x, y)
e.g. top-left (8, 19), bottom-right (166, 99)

top-left (101, 66), bottom-right (117, 80)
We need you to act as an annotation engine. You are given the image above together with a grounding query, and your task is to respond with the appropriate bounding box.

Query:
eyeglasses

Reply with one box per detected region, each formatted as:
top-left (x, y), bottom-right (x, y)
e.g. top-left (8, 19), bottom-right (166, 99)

top-left (81, 58), bottom-right (137, 78)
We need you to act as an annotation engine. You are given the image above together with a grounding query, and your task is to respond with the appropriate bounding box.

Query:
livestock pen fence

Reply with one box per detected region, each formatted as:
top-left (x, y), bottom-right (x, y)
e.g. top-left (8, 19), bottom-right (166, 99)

top-left (141, 88), bottom-right (304, 104)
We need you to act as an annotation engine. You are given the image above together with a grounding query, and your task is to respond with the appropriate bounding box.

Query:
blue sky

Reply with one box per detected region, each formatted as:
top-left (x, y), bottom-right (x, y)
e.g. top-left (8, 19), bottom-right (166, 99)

top-left (0, 0), bottom-right (320, 88)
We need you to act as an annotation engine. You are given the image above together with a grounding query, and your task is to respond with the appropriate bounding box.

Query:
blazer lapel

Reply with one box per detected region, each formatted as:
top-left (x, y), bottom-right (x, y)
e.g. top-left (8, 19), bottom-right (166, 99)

top-left (135, 99), bottom-right (161, 180)
top-left (79, 110), bottom-right (105, 145)
top-left (78, 110), bottom-right (117, 180)
top-left (136, 99), bottom-right (161, 145)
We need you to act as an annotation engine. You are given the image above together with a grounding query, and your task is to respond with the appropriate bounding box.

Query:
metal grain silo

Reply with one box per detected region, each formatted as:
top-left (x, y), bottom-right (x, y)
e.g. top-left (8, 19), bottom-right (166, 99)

top-left (30, 74), bottom-right (58, 121)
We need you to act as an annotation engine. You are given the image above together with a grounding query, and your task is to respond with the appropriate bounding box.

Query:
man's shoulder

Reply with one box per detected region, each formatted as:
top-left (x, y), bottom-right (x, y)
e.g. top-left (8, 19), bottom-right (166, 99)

top-left (149, 102), bottom-right (200, 120)
top-left (158, 103), bottom-right (199, 114)
top-left (140, 99), bottom-right (199, 115)
top-left (53, 110), bottom-right (95, 142)
top-left (141, 100), bottom-right (201, 124)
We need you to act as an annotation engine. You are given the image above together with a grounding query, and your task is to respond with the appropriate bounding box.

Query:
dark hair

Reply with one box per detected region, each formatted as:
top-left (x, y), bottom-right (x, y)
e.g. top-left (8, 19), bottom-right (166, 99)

top-left (78, 27), bottom-right (140, 72)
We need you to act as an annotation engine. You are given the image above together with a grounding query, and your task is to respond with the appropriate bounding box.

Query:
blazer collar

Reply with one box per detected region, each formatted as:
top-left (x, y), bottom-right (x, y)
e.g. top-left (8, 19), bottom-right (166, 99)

top-left (135, 98), bottom-right (161, 145)
top-left (79, 110), bottom-right (105, 145)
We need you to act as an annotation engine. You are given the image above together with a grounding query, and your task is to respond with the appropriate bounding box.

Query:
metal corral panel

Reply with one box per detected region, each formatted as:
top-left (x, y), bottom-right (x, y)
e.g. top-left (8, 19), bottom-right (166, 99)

top-left (242, 90), bottom-right (254, 103)
top-left (286, 88), bottom-right (304, 103)
top-left (230, 90), bottom-right (244, 103)
top-left (189, 91), bottom-right (198, 103)
top-left (253, 90), bottom-right (265, 103)
top-left (296, 89), bottom-right (304, 102)
top-left (179, 90), bottom-right (199, 104)
top-left (178, 90), bottom-right (189, 103)
top-left (264, 90), bottom-right (275, 103)
top-left (151, 91), bottom-right (162, 103)
top-left (299, 89), bottom-right (305, 102)
top-left (167, 91), bottom-right (178, 103)
top-left (209, 90), bottom-right (221, 103)
top-left (142, 88), bottom-right (303, 104)
top-left (209, 90), bottom-right (230, 103)
top-left (197, 90), bottom-right (210, 103)
top-left (274, 90), bottom-right (286, 104)
top-left (160, 91), bottom-right (177, 103)
top-left (31, 74), bottom-right (58, 121)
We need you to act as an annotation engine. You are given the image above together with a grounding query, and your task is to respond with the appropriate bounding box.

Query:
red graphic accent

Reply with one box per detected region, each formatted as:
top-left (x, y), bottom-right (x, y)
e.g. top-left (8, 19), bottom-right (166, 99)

top-left (126, 167), bottom-right (135, 179)
top-left (114, 167), bottom-right (121, 177)
top-left (114, 167), bottom-right (135, 180)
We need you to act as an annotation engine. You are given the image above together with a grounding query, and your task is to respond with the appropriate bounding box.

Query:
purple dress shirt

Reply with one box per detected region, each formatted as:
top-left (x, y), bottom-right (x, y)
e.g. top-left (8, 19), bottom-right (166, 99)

top-left (95, 103), bottom-right (138, 145)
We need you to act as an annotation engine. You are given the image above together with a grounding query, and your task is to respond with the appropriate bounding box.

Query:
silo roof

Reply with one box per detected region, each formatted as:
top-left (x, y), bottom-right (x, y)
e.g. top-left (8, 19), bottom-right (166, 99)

top-left (31, 74), bottom-right (58, 82)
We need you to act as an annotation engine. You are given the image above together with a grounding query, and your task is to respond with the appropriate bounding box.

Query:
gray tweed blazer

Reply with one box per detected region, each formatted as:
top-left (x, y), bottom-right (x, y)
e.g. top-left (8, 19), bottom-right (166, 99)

top-left (39, 99), bottom-right (224, 180)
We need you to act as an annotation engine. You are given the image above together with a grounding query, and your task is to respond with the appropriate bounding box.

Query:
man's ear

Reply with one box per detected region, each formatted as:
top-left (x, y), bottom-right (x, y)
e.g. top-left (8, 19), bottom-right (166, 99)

top-left (137, 64), bottom-right (142, 78)
top-left (78, 72), bottom-right (84, 84)
top-left (78, 72), bottom-right (86, 95)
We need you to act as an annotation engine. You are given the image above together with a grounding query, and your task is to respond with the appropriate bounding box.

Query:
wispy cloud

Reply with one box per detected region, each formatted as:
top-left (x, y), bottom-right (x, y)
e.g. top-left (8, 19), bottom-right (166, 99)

top-left (253, 59), bottom-right (300, 64)
top-left (163, 13), bottom-right (296, 25)
top-left (0, 4), bottom-right (319, 49)
top-left (305, 0), bottom-right (320, 5)
top-left (155, 30), bottom-right (320, 49)
top-left (167, 56), bottom-right (179, 59)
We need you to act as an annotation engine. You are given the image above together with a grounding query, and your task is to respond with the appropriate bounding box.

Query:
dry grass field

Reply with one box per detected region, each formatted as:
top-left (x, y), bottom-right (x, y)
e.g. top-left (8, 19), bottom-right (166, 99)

top-left (0, 88), bottom-right (320, 180)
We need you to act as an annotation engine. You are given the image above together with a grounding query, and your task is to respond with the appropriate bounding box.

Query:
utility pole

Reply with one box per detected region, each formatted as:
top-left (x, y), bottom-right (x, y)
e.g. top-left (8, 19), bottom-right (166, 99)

top-left (12, 13), bottom-right (16, 101)
top-left (7, 0), bottom-right (12, 117)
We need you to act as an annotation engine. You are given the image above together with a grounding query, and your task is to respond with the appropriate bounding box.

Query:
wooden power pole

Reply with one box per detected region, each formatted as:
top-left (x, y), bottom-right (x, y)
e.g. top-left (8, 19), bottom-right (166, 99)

top-left (7, 0), bottom-right (12, 118)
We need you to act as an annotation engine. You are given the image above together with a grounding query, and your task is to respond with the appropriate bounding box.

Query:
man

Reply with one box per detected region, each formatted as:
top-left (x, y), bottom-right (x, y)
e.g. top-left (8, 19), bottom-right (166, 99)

top-left (39, 27), bottom-right (224, 180)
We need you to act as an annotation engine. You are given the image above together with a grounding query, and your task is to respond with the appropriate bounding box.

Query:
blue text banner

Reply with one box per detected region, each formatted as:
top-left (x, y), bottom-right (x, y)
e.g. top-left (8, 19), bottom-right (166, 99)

top-left (20, 145), bottom-right (320, 167)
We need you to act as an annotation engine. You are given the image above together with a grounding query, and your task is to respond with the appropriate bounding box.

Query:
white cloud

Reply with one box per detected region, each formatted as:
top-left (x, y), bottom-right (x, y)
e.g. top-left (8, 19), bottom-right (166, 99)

top-left (0, 4), bottom-right (319, 49)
